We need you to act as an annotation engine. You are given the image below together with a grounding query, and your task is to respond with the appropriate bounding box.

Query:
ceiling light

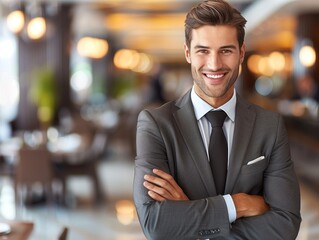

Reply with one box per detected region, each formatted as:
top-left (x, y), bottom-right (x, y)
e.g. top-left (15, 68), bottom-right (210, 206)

top-left (27, 17), bottom-right (46, 40)
top-left (6, 10), bottom-right (25, 34)
top-left (269, 51), bottom-right (285, 72)
top-left (77, 37), bottom-right (109, 59)
top-left (299, 45), bottom-right (316, 68)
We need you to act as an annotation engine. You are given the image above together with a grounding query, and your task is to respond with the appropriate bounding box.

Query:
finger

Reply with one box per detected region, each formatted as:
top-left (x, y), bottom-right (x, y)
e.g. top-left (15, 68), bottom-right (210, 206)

top-left (144, 174), bottom-right (169, 186)
top-left (152, 169), bottom-right (172, 179)
top-left (152, 169), bottom-right (185, 197)
top-left (144, 174), bottom-right (176, 194)
top-left (143, 181), bottom-right (174, 199)
top-left (148, 191), bottom-right (166, 201)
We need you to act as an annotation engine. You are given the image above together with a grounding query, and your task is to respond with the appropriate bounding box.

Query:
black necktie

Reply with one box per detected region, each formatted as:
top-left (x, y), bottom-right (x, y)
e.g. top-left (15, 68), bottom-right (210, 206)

top-left (206, 110), bottom-right (228, 195)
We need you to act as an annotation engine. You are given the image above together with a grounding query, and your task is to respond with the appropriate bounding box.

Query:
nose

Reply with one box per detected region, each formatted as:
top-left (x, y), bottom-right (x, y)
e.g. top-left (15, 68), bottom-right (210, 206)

top-left (207, 53), bottom-right (222, 71)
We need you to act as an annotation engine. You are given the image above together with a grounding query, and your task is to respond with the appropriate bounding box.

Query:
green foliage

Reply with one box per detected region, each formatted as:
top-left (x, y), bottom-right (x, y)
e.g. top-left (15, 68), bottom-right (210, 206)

top-left (29, 68), bottom-right (57, 123)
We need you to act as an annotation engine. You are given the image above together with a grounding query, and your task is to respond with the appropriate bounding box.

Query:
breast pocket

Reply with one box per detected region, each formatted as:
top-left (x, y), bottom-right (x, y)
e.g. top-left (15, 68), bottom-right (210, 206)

top-left (241, 157), bottom-right (268, 175)
top-left (233, 157), bottom-right (268, 194)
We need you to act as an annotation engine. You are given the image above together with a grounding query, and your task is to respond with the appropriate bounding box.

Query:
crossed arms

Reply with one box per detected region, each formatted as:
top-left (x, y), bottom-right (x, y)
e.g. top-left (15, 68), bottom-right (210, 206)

top-left (144, 168), bottom-right (269, 219)
top-left (134, 109), bottom-right (301, 240)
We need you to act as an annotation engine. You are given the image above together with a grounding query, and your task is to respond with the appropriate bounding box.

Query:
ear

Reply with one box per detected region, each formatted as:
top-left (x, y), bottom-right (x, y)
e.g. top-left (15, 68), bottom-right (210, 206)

top-left (240, 43), bottom-right (246, 64)
top-left (184, 43), bottom-right (191, 64)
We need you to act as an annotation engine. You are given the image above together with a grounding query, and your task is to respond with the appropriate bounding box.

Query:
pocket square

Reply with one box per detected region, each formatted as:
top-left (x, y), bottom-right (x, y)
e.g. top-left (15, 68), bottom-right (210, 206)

top-left (247, 156), bottom-right (265, 165)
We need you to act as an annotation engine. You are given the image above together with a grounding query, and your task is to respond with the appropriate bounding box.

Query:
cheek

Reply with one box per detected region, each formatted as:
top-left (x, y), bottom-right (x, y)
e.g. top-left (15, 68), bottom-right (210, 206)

top-left (226, 58), bottom-right (241, 69)
top-left (190, 56), bottom-right (205, 69)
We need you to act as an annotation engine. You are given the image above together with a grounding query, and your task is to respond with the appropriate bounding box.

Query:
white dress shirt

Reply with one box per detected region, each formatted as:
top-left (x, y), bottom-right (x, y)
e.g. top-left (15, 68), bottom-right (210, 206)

top-left (191, 87), bottom-right (237, 223)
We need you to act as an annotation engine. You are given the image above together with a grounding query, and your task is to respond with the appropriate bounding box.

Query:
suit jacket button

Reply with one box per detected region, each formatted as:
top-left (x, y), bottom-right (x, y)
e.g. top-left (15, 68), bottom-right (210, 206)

top-left (210, 228), bottom-right (220, 234)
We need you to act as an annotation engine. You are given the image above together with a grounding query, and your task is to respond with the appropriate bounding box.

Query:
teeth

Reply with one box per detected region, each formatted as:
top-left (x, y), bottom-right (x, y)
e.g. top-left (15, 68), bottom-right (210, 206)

top-left (206, 74), bottom-right (224, 79)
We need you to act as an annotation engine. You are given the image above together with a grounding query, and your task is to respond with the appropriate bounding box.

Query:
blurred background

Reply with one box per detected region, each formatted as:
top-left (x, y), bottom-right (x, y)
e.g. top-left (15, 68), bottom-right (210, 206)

top-left (0, 0), bottom-right (318, 239)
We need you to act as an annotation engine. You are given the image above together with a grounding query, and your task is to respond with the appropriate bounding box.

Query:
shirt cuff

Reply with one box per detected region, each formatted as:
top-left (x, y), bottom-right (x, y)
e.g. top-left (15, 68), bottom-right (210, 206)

top-left (223, 194), bottom-right (236, 223)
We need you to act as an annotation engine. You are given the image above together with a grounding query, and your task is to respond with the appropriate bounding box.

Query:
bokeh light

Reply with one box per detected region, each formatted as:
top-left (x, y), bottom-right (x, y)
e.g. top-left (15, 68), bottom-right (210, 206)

top-left (6, 10), bottom-right (25, 34)
top-left (299, 45), bottom-right (316, 67)
top-left (77, 37), bottom-right (109, 59)
top-left (27, 17), bottom-right (46, 40)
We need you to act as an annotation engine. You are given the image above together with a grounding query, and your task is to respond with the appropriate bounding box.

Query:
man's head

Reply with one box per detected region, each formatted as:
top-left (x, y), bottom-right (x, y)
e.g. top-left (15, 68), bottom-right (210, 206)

top-left (184, 0), bottom-right (247, 107)
top-left (184, 0), bottom-right (247, 49)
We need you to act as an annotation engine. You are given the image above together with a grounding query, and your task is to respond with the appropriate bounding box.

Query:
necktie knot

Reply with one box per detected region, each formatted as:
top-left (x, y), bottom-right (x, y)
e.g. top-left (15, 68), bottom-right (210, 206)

top-left (206, 110), bottom-right (227, 128)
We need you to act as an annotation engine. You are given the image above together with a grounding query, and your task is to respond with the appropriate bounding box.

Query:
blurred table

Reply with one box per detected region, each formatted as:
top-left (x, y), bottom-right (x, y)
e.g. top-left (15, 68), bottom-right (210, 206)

top-left (47, 133), bottom-right (90, 163)
top-left (0, 220), bottom-right (34, 240)
top-left (0, 137), bottom-right (23, 162)
top-left (0, 132), bottom-right (90, 164)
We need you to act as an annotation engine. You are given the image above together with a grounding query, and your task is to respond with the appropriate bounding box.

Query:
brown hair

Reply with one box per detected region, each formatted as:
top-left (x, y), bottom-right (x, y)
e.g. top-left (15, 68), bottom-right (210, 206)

top-left (185, 0), bottom-right (247, 48)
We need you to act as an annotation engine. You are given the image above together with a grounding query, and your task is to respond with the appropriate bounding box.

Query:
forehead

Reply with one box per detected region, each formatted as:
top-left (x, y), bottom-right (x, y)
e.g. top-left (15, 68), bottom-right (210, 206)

top-left (190, 25), bottom-right (239, 48)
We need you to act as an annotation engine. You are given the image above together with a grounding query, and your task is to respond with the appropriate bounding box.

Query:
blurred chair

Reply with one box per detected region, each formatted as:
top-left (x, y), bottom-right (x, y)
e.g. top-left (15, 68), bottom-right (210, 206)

top-left (14, 147), bottom-right (54, 206)
top-left (0, 155), bottom-right (15, 192)
top-left (55, 132), bottom-right (107, 204)
top-left (58, 226), bottom-right (68, 240)
top-left (0, 155), bottom-right (15, 177)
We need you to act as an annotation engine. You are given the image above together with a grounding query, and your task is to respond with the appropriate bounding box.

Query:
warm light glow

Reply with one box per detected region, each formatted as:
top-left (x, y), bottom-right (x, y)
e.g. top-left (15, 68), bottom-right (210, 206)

top-left (114, 49), bottom-right (153, 73)
top-left (258, 56), bottom-right (274, 76)
top-left (115, 200), bottom-right (135, 225)
top-left (247, 54), bottom-right (262, 75)
top-left (239, 64), bottom-right (242, 76)
top-left (114, 49), bottom-right (140, 70)
top-left (132, 53), bottom-right (153, 73)
top-left (283, 53), bottom-right (293, 72)
top-left (6, 10), bottom-right (25, 33)
top-left (77, 37), bottom-right (109, 59)
top-left (105, 13), bottom-right (185, 32)
top-left (299, 45), bottom-right (316, 67)
top-left (269, 51), bottom-right (286, 72)
top-left (27, 17), bottom-right (46, 40)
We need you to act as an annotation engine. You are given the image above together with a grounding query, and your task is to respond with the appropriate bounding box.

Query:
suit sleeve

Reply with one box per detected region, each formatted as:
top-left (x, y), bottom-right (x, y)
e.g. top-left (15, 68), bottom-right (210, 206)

top-left (133, 110), bottom-right (231, 240)
top-left (230, 116), bottom-right (301, 240)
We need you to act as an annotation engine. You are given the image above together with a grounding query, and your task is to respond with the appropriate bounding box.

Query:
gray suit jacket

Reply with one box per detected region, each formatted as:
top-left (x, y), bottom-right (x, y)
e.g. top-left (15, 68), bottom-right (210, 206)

top-left (133, 90), bottom-right (301, 240)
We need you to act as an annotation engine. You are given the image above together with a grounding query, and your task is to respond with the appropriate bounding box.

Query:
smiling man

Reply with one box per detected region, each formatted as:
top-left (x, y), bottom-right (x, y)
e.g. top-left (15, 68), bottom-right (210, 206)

top-left (133, 0), bottom-right (301, 239)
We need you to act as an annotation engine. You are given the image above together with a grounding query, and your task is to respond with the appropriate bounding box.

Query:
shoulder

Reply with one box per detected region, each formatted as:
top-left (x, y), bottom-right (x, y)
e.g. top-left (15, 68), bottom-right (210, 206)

top-left (139, 90), bottom-right (191, 120)
top-left (237, 94), bottom-right (281, 120)
top-left (139, 100), bottom-right (176, 120)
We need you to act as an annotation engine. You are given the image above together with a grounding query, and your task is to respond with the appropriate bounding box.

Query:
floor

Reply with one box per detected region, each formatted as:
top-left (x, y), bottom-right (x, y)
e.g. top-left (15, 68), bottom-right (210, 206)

top-left (0, 139), bottom-right (319, 240)
top-left (0, 140), bottom-right (146, 240)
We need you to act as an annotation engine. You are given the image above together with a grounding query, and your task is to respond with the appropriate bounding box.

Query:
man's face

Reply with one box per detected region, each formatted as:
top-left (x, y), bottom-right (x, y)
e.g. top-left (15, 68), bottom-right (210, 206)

top-left (184, 25), bottom-right (245, 107)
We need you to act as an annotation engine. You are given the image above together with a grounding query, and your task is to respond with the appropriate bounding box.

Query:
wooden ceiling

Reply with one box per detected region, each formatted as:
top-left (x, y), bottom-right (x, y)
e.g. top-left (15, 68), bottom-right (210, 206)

top-left (6, 0), bottom-right (319, 62)
top-left (71, 0), bottom-right (254, 63)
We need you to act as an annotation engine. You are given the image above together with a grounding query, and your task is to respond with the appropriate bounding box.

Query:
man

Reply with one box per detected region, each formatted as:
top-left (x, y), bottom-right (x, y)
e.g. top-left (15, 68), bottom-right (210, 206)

top-left (133, 0), bottom-right (301, 239)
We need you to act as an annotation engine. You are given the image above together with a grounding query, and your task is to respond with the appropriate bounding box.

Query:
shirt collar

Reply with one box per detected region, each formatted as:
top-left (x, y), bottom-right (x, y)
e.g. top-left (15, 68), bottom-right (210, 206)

top-left (191, 86), bottom-right (236, 122)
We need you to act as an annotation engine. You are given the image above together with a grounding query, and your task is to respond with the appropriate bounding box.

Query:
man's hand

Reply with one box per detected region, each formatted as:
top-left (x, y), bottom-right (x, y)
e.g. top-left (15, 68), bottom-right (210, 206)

top-left (143, 169), bottom-right (189, 201)
top-left (232, 193), bottom-right (269, 219)
top-left (144, 170), bottom-right (269, 219)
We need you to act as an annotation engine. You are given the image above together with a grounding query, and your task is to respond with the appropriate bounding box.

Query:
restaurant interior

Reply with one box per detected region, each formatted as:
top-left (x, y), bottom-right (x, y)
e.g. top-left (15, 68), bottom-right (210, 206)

top-left (0, 0), bottom-right (319, 239)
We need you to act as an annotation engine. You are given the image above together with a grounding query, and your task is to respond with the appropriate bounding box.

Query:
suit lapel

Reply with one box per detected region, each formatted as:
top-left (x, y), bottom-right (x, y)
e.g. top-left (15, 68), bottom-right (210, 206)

top-left (174, 91), bottom-right (217, 196)
top-left (225, 94), bottom-right (256, 194)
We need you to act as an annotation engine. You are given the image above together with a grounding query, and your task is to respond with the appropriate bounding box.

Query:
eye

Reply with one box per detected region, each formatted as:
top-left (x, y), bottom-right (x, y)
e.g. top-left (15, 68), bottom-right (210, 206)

top-left (220, 49), bottom-right (233, 55)
top-left (196, 49), bottom-right (209, 54)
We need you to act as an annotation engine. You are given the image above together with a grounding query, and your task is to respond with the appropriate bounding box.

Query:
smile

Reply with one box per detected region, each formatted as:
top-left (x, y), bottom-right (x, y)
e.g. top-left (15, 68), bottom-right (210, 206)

top-left (205, 73), bottom-right (225, 79)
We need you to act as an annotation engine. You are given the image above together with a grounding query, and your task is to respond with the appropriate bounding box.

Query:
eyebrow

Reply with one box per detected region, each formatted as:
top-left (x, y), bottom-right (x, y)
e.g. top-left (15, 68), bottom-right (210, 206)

top-left (193, 44), bottom-right (238, 50)
top-left (194, 45), bottom-right (209, 49)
